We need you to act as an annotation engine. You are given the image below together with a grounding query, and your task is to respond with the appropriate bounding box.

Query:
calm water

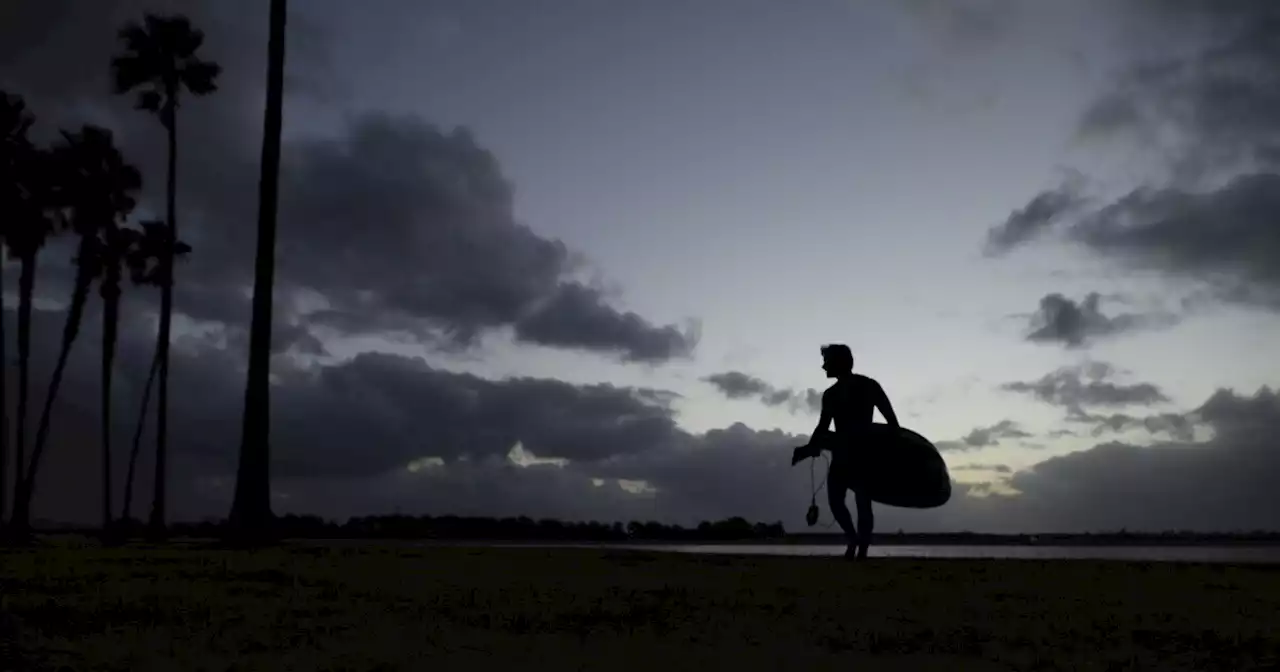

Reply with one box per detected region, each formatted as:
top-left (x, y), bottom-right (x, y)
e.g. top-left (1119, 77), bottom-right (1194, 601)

top-left (453, 542), bottom-right (1280, 564)
top-left (309, 539), bottom-right (1280, 563)
top-left (599, 543), bottom-right (1280, 563)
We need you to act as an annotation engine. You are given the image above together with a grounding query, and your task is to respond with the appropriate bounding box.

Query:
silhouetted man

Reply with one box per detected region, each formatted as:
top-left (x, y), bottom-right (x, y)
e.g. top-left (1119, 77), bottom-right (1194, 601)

top-left (792, 344), bottom-right (899, 560)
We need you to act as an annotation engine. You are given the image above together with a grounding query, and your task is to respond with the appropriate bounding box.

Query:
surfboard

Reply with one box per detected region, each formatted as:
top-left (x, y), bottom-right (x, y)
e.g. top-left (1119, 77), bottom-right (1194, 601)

top-left (811, 424), bottom-right (952, 509)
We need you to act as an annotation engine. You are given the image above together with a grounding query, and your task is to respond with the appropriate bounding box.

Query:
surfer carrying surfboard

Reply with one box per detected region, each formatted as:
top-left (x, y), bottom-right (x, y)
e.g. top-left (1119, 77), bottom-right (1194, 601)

top-left (791, 344), bottom-right (900, 560)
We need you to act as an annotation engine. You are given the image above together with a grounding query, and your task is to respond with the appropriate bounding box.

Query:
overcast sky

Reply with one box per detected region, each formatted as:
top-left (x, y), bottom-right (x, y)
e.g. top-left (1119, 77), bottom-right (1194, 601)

top-left (2, 0), bottom-right (1278, 533)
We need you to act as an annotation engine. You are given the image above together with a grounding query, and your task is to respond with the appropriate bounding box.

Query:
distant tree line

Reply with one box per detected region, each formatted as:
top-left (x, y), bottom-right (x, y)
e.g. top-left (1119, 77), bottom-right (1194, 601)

top-left (102, 514), bottom-right (788, 542)
top-left (38, 517), bottom-right (1273, 544)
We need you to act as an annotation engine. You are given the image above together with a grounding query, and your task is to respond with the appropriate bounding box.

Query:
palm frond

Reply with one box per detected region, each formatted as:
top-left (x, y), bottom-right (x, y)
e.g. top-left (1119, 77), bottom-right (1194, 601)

top-left (48, 125), bottom-right (143, 243)
top-left (109, 53), bottom-right (152, 95)
top-left (181, 60), bottom-right (222, 96)
top-left (111, 13), bottom-right (221, 114)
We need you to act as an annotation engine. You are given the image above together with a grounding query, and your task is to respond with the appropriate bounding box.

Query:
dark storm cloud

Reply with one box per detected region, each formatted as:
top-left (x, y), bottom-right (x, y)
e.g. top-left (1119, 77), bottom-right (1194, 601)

top-left (268, 352), bottom-right (684, 478)
top-left (1007, 385), bottom-right (1280, 532)
top-left (1079, 2), bottom-right (1280, 178)
top-left (1001, 362), bottom-right (1192, 440)
top-left (0, 3), bottom-right (697, 364)
top-left (1024, 292), bottom-right (1179, 348)
top-left (1001, 361), bottom-right (1170, 417)
top-left (587, 423), bottom-right (809, 524)
top-left (1192, 385), bottom-right (1280, 440)
top-left (1072, 174), bottom-right (1280, 309)
top-left (511, 282), bottom-right (699, 363)
top-left (935, 419), bottom-right (1032, 453)
top-left (990, 3), bottom-right (1280, 312)
top-left (953, 463), bottom-right (1012, 474)
top-left (983, 176), bottom-right (1088, 256)
top-left (991, 174), bottom-right (1280, 311)
top-left (961, 420), bottom-right (1032, 448)
top-left (1076, 411), bottom-right (1195, 442)
top-left (703, 371), bottom-right (771, 398)
top-left (702, 371), bottom-right (822, 415)
top-left (238, 110), bottom-right (698, 363)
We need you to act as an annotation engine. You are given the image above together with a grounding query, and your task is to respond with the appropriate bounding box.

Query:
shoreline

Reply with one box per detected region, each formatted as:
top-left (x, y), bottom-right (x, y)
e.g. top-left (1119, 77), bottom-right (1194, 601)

top-left (23, 531), bottom-right (1280, 548)
top-left (304, 537), bottom-right (1280, 549)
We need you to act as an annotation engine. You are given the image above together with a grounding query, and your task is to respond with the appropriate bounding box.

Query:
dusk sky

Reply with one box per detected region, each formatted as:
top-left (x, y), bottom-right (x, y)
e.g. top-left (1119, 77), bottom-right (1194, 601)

top-left (2, 0), bottom-right (1278, 533)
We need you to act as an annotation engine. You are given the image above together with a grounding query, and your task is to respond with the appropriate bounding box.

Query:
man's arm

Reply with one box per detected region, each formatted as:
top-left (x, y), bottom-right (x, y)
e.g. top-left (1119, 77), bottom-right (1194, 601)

top-left (792, 397), bottom-right (831, 465)
top-left (874, 381), bottom-right (900, 428)
top-left (810, 406), bottom-right (832, 445)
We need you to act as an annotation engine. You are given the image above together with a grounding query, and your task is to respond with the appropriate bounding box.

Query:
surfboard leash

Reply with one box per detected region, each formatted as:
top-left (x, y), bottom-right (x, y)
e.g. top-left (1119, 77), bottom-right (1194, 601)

top-left (807, 453), bottom-right (837, 529)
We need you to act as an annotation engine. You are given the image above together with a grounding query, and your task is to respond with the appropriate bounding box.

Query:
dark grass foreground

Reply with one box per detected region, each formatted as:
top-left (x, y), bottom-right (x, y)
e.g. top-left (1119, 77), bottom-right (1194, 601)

top-left (2, 541), bottom-right (1278, 670)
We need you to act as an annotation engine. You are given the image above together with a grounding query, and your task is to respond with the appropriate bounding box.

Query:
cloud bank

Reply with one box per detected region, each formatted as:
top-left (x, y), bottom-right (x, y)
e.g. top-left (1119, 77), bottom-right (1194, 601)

top-left (702, 371), bottom-right (822, 415)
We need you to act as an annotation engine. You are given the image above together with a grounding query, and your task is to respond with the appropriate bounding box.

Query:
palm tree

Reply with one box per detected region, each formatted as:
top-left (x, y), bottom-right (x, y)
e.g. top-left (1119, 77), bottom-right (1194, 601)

top-left (120, 350), bottom-right (158, 533)
top-left (0, 92), bottom-right (32, 526)
top-left (0, 93), bottom-right (58, 534)
top-left (0, 225), bottom-right (6, 527)
top-left (11, 126), bottom-right (141, 534)
top-left (229, 0), bottom-right (288, 543)
top-left (97, 221), bottom-right (143, 539)
top-left (119, 220), bottom-right (188, 531)
top-left (111, 13), bottom-right (220, 537)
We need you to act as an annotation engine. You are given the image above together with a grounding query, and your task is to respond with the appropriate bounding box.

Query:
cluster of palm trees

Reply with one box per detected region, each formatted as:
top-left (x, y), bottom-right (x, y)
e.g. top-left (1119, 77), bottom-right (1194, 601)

top-left (1, 0), bottom-right (287, 545)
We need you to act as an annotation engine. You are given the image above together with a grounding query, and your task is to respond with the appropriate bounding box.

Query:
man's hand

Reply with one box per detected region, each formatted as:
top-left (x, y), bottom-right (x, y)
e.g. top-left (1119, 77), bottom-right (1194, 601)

top-left (791, 444), bottom-right (819, 466)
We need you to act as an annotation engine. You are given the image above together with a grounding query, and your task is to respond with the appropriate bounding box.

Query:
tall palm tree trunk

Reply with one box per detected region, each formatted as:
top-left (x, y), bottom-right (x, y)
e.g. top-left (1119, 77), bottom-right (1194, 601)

top-left (100, 277), bottom-right (121, 534)
top-left (10, 255), bottom-right (35, 530)
top-left (122, 347), bottom-right (158, 527)
top-left (149, 94), bottom-right (177, 538)
top-left (13, 258), bottom-right (92, 530)
top-left (0, 263), bottom-right (8, 527)
top-left (230, 0), bottom-right (287, 539)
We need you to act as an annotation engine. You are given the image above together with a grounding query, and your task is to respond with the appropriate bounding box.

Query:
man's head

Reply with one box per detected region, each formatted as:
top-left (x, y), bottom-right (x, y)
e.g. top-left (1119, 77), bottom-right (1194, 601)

top-left (820, 343), bottom-right (854, 378)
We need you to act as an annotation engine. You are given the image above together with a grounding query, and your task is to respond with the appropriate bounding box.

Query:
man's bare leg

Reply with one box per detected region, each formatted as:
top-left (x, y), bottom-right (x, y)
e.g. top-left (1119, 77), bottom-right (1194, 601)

top-left (854, 491), bottom-right (874, 559)
top-left (826, 468), bottom-right (860, 559)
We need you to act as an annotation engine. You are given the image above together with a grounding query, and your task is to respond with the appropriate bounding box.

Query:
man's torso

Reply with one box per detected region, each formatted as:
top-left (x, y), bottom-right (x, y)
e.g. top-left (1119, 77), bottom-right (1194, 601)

top-left (823, 374), bottom-right (879, 434)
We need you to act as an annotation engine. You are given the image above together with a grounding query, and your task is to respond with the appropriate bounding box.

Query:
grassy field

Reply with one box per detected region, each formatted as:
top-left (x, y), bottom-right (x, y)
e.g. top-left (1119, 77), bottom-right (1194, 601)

top-left (2, 541), bottom-right (1278, 671)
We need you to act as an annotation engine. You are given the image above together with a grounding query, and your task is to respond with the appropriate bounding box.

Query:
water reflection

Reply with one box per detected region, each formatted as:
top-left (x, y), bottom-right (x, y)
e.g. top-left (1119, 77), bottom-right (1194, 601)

top-left (309, 538), bottom-right (1280, 563)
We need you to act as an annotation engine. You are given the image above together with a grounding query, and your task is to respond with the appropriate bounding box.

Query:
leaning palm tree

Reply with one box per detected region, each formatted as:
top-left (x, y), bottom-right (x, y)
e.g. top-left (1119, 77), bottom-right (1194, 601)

top-left (111, 13), bottom-right (220, 537)
top-left (229, 0), bottom-right (287, 543)
top-left (97, 222), bottom-right (143, 539)
top-left (11, 126), bottom-right (141, 534)
top-left (119, 220), bottom-right (189, 532)
top-left (0, 92), bottom-right (59, 533)
top-left (120, 351), bottom-right (157, 533)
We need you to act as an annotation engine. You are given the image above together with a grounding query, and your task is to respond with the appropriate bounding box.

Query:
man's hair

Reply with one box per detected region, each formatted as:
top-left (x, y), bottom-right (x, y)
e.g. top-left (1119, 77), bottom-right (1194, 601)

top-left (820, 343), bottom-right (854, 371)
